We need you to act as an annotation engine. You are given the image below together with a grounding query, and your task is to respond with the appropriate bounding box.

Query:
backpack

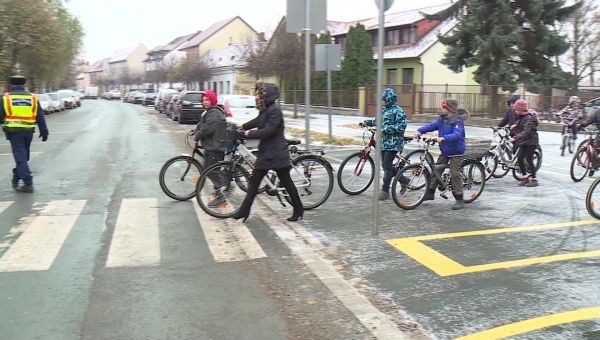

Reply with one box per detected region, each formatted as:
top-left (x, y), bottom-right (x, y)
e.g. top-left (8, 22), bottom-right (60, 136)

top-left (529, 111), bottom-right (539, 128)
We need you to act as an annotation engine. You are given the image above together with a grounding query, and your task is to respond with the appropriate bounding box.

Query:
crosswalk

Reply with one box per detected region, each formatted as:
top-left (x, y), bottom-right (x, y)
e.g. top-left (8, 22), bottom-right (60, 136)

top-left (0, 198), bottom-right (267, 273)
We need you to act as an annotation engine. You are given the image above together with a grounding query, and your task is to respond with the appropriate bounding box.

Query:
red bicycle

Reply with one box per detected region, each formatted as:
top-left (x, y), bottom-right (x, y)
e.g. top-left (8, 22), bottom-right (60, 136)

top-left (570, 129), bottom-right (599, 182)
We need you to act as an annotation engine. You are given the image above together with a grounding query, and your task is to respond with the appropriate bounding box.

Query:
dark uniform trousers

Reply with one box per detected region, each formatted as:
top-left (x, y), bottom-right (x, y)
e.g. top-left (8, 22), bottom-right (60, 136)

top-left (9, 131), bottom-right (34, 185)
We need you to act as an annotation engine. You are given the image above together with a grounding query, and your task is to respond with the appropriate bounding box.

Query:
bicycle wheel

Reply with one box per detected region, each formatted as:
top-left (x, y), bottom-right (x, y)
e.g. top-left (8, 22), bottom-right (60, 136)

top-left (586, 177), bottom-right (600, 219)
top-left (570, 147), bottom-right (591, 182)
top-left (337, 151), bottom-right (374, 195)
top-left (511, 149), bottom-right (542, 181)
top-left (462, 160), bottom-right (485, 203)
top-left (480, 152), bottom-right (497, 181)
top-left (391, 164), bottom-right (430, 210)
top-left (400, 149), bottom-right (425, 167)
top-left (287, 155), bottom-right (333, 210)
top-left (159, 155), bottom-right (203, 201)
top-left (533, 148), bottom-right (542, 171)
top-left (568, 135), bottom-right (575, 154)
top-left (195, 161), bottom-right (250, 218)
top-left (560, 135), bottom-right (567, 157)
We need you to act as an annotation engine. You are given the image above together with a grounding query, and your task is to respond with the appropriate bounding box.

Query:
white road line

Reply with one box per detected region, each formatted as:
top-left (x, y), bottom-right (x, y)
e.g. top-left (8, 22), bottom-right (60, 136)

top-left (0, 152), bottom-right (43, 156)
top-left (0, 201), bottom-right (13, 215)
top-left (106, 198), bottom-right (161, 267)
top-left (0, 200), bottom-right (86, 272)
top-left (193, 204), bottom-right (266, 262)
top-left (257, 198), bottom-right (416, 340)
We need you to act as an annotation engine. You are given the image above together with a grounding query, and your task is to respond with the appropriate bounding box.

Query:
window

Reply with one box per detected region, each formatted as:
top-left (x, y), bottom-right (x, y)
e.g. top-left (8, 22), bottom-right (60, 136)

top-left (386, 29), bottom-right (401, 46)
top-left (387, 69), bottom-right (397, 85)
top-left (219, 81), bottom-right (223, 94)
top-left (335, 36), bottom-right (346, 50)
top-left (226, 81), bottom-right (231, 94)
top-left (384, 27), bottom-right (418, 46)
top-left (402, 68), bottom-right (414, 93)
top-left (213, 82), bottom-right (217, 91)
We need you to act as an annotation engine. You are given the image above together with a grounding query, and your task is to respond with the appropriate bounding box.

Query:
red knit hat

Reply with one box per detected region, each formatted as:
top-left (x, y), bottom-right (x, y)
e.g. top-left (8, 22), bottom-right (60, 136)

top-left (203, 90), bottom-right (218, 106)
top-left (514, 99), bottom-right (528, 114)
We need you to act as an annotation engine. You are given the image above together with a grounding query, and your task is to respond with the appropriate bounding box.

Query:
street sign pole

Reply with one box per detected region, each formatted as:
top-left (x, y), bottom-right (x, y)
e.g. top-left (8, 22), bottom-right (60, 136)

top-left (304, 0), bottom-right (311, 147)
top-left (326, 45), bottom-right (333, 142)
top-left (372, 0), bottom-right (390, 236)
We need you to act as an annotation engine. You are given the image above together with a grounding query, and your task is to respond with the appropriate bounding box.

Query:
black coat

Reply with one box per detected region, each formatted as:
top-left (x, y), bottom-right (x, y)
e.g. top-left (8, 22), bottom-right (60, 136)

top-left (242, 84), bottom-right (290, 170)
top-left (513, 113), bottom-right (539, 146)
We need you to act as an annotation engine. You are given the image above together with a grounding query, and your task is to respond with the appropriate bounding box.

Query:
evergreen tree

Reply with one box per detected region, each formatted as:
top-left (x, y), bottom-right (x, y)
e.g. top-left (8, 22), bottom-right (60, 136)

top-left (338, 24), bottom-right (374, 90)
top-left (429, 0), bottom-right (576, 88)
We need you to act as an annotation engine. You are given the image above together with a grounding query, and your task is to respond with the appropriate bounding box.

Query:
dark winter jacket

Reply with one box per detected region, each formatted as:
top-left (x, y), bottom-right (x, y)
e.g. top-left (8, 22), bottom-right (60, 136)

top-left (363, 88), bottom-right (407, 152)
top-left (242, 83), bottom-right (289, 170)
top-left (579, 108), bottom-right (600, 130)
top-left (497, 108), bottom-right (516, 128)
top-left (417, 114), bottom-right (466, 157)
top-left (513, 112), bottom-right (539, 146)
top-left (195, 106), bottom-right (227, 152)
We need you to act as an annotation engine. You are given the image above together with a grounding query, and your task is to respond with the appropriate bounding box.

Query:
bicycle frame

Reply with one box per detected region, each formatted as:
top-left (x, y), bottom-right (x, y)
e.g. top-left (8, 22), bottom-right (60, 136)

top-left (354, 127), bottom-right (416, 175)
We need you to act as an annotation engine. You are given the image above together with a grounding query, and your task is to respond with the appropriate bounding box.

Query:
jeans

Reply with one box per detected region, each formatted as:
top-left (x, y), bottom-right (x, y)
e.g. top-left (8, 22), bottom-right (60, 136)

top-left (204, 151), bottom-right (225, 190)
top-left (517, 145), bottom-right (537, 178)
top-left (9, 132), bottom-right (34, 185)
top-left (381, 150), bottom-right (398, 193)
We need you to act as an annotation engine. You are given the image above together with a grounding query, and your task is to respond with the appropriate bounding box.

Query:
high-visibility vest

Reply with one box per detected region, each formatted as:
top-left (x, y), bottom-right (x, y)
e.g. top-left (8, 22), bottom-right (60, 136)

top-left (3, 93), bottom-right (37, 129)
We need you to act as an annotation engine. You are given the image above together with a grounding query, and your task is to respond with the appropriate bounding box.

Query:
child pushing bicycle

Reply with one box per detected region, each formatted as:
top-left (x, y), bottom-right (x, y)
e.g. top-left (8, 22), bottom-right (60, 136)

top-left (415, 98), bottom-right (468, 210)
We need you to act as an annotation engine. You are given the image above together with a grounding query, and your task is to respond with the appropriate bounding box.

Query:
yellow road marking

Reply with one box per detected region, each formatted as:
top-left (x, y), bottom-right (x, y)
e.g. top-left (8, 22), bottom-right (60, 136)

top-left (456, 307), bottom-right (600, 339)
top-left (386, 219), bottom-right (600, 276)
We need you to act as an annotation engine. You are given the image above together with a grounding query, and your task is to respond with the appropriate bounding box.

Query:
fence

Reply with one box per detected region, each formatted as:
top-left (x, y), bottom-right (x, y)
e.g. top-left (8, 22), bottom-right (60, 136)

top-left (281, 90), bottom-right (359, 109)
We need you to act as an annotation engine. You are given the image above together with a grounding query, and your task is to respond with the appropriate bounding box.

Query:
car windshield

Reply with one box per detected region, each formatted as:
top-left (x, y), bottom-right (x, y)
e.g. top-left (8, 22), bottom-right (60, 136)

top-left (184, 93), bottom-right (202, 102)
top-left (38, 94), bottom-right (50, 101)
top-left (59, 92), bottom-right (72, 98)
top-left (226, 96), bottom-right (256, 108)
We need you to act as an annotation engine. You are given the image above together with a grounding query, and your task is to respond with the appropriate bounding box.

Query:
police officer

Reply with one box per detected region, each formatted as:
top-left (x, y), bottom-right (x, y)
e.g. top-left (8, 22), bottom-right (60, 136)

top-left (0, 75), bottom-right (49, 193)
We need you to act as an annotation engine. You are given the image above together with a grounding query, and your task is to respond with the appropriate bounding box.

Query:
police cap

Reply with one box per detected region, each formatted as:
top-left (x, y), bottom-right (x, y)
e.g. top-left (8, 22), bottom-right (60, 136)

top-left (9, 75), bottom-right (26, 86)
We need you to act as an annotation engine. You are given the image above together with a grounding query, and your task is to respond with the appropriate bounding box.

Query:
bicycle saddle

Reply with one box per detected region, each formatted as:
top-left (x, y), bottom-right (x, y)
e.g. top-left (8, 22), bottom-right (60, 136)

top-left (286, 138), bottom-right (301, 146)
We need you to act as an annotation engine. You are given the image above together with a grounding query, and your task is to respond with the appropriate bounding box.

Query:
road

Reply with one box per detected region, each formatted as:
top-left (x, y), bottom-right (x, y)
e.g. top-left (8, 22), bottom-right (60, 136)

top-left (0, 100), bottom-right (599, 339)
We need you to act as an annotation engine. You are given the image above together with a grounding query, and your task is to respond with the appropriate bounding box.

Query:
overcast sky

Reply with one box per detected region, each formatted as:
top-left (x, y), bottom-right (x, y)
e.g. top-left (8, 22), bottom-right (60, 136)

top-left (65, 0), bottom-right (452, 62)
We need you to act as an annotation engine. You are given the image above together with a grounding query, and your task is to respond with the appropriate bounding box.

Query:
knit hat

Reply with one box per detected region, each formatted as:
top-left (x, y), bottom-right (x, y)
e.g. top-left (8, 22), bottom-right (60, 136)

top-left (442, 98), bottom-right (459, 112)
top-left (513, 99), bottom-right (528, 114)
top-left (9, 75), bottom-right (26, 86)
top-left (202, 90), bottom-right (218, 106)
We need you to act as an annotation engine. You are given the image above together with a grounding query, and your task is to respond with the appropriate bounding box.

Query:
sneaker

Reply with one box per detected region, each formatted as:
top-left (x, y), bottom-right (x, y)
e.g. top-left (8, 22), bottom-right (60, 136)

top-left (16, 184), bottom-right (34, 193)
top-left (378, 192), bottom-right (390, 201)
top-left (208, 193), bottom-right (226, 208)
top-left (590, 170), bottom-right (596, 177)
top-left (518, 177), bottom-right (529, 186)
top-left (526, 178), bottom-right (538, 187)
top-left (451, 196), bottom-right (465, 210)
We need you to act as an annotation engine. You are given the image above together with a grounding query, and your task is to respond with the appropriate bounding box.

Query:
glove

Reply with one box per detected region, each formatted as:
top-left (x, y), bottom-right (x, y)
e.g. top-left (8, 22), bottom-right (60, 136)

top-left (39, 133), bottom-right (48, 142)
top-left (358, 122), bottom-right (364, 128)
top-left (237, 129), bottom-right (247, 140)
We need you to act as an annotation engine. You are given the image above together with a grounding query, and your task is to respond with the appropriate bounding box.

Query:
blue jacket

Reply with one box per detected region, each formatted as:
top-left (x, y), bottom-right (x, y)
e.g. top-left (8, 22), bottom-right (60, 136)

top-left (418, 114), bottom-right (466, 157)
top-left (363, 88), bottom-right (407, 152)
top-left (0, 86), bottom-right (49, 136)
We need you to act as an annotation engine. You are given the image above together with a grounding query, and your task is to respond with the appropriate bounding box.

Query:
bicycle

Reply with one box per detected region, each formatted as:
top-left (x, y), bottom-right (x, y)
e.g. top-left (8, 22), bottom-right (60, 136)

top-left (570, 128), bottom-right (599, 182)
top-left (159, 129), bottom-right (205, 201)
top-left (390, 137), bottom-right (487, 210)
top-left (336, 126), bottom-right (425, 195)
top-left (485, 127), bottom-right (542, 181)
top-left (195, 136), bottom-right (334, 218)
top-left (560, 115), bottom-right (578, 157)
top-left (586, 176), bottom-right (600, 219)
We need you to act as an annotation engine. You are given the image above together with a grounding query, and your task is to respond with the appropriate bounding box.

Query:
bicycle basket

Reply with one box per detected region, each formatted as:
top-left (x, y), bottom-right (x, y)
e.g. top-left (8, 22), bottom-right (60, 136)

top-left (464, 139), bottom-right (492, 160)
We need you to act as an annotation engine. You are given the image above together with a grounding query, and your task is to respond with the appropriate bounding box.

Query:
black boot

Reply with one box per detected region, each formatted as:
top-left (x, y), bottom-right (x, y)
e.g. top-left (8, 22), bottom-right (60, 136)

top-left (287, 199), bottom-right (304, 222)
top-left (452, 194), bottom-right (464, 210)
top-left (11, 178), bottom-right (18, 190)
top-left (423, 187), bottom-right (435, 201)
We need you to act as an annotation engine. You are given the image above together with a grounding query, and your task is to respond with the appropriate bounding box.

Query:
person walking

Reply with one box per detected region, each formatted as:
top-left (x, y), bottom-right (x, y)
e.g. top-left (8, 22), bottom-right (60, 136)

top-left (361, 87), bottom-right (408, 200)
top-left (231, 81), bottom-right (303, 222)
top-left (0, 75), bottom-right (49, 193)
top-left (194, 89), bottom-right (228, 207)
top-left (510, 99), bottom-right (539, 187)
top-left (416, 99), bottom-right (468, 210)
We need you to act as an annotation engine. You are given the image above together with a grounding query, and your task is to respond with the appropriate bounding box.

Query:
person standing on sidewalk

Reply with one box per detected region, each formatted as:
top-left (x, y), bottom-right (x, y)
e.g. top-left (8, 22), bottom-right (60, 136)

top-left (416, 99), bottom-right (467, 210)
top-left (0, 75), bottom-right (49, 193)
top-left (510, 99), bottom-right (539, 187)
top-left (194, 89), bottom-right (228, 207)
top-left (361, 87), bottom-right (408, 200)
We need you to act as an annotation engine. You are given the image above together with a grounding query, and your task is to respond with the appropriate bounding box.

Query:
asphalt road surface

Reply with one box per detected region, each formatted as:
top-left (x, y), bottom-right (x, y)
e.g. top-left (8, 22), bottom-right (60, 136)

top-left (0, 100), bottom-right (599, 339)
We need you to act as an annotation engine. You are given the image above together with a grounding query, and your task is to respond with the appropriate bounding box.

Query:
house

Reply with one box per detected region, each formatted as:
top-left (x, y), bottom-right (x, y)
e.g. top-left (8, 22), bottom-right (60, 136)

top-left (201, 42), bottom-right (267, 95)
top-left (329, 4), bottom-right (478, 116)
top-left (144, 32), bottom-right (200, 73)
top-left (107, 43), bottom-right (148, 87)
top-left (87, 58), bottom-right (111, 89)
top-left (178, 16), bottom-right (264, 61)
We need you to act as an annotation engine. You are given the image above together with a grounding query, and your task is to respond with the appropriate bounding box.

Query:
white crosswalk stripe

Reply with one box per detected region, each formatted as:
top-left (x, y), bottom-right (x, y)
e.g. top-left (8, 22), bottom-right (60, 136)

top-left (0, 201), bottom-right (13, 214)
top-left (193, 204), bottom-right (266, 262)
top-left (106, 198), bottom-right (161, 268)
top-left (0, 200), bottom-right (86, 272)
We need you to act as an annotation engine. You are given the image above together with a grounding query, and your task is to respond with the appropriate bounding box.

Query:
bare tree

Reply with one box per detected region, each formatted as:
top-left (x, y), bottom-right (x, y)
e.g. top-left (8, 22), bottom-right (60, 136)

top-left (239, 42), bottom-right (270, 80)
top-left (174, 56), bottom-right (213, 89)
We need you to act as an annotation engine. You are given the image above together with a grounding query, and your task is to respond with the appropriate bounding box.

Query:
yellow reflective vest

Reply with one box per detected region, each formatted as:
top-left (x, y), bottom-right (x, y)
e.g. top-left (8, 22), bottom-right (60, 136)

top-left (3, 93), bottom-right (38, 129)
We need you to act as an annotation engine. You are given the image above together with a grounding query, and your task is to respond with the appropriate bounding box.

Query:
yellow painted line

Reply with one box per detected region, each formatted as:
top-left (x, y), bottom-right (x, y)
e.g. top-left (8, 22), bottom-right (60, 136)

top-left (456, 307), bottom-right (600, 339)
top-left (386, 220), bottom-right (600, 276)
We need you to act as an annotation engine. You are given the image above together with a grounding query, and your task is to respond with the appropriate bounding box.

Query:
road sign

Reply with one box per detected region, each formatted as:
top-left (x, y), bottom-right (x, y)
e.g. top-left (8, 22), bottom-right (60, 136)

top-left (315, 44), bottom-right (341, 71)
top-left (286, 0), bottom-right (327, 33)
top-left (375, 0), bottom-right (394, 11)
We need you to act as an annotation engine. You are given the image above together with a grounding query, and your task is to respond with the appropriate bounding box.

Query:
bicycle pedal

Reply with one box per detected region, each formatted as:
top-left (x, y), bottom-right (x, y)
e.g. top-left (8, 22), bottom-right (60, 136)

top-left (440, 193), bottom-right (449, 200)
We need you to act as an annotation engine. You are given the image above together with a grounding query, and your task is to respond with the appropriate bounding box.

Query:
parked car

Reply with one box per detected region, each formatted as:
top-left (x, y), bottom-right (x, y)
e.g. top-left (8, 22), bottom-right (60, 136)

top-left (124, 91), bottom-right (140, 103)
top-left (155, 89), bottom-right (178, 113)
top-left (47, 93), bottom-right (65, 112)
top-left (165, 94), bottom-right (180, 119)
top-left (57, 89), bottom-right (78, 109)
top-left (161, 92), bottom-right (178, 116)
top-left (142, 93), bottom-right (157, 106)
top-left (72, 91), bottom-right (82, 107)
top-left (219, 94), bottom-right (256, 123)
top-left (584, 97), bottom-right (600, 116)
top-left (107, 89), bottom-right (122, 100)
top-left (173, 91), bottom-right (204, 124)
top-left (133, 92), bottom-right (146, 104)
top-left (37, 94), bottom-right (53, 113)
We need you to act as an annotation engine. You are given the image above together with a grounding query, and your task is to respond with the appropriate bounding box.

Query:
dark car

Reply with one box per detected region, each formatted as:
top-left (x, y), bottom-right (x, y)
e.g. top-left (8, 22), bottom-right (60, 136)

top-left (165, 94), bottom-right (180, 119)
top-left (123, 91), bottom-right (138, 103)
top-left (133, 92), bottom-right (146, 104)
top-left (142, 93), bottom-right (157, 106)
top-left (162, 92), bottom-right (178, 116)
top-left (173, 91), bottom-right (205, 124)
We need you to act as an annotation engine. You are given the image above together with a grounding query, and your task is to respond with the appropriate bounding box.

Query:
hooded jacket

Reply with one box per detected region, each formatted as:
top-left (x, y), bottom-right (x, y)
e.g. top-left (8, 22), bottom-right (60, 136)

top-left (513, 112), bottom-right (539, 146)
top-left (418, 113), bottom-right (466, 157)
top-left (242, 83), bottom-right (290, 169)
top-left (194, 91), bottom-right (227, 152)
top-left (363, 88), bottom-right (407, 152)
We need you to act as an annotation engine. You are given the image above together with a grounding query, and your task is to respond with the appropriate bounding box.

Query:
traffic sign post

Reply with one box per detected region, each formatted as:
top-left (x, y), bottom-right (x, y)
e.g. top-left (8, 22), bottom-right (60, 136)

top-left (315, 44), bottom-right (341, 142)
